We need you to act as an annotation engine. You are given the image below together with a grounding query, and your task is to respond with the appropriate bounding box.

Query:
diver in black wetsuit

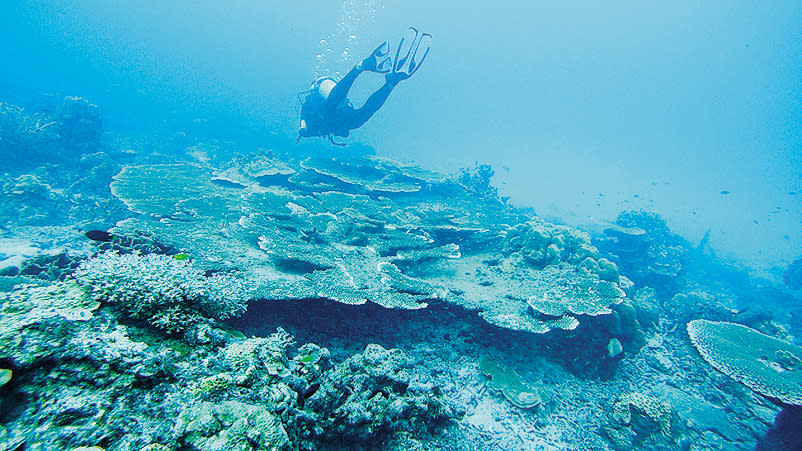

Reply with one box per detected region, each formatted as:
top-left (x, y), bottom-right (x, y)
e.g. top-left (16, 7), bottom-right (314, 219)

top-left (297, 27), bottom-right (432, 146)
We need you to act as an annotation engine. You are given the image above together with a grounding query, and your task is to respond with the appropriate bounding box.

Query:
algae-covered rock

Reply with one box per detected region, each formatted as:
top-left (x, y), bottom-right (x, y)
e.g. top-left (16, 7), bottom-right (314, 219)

top-left (174, 400), bottom-right (290, 451)
top-left (612, 392), bottom-right (672, 437)
top-left (688, 319), bottom-right (802, 406)
top-left (306, 344), bottom-right (455, 442)
top-left (478, 356), bottom-right (541, 409)
top-left (0, 280), bottom-right (100, 366)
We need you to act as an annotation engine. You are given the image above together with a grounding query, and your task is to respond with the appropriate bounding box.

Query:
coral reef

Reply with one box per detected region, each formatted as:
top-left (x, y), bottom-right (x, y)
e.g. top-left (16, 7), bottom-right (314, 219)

top-left (173, 401), bottom-right (290, 451)
top-left (605, 392), bottom-right (674, 449)
top-left (106, 154), bottom-right (627, 340)
top-left (478, 356), bottom-right (542, 409)
top-left (4, 103), bottom-right (794, 450)
top-left (0, 278), bottom-right (456, 450)
top-left (596, 210), bottom-right (690, 297)
top-left (687, 319), bottom-right (802, 406)
top-left (304, 343), bottom-right (455, 444)
top-left (74, 252), bottom-right (249, 334)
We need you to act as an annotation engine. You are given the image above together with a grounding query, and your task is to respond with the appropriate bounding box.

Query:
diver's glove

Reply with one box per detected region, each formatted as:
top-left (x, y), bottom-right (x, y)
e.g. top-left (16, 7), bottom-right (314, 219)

top-left (358, 41), bottom-right (391, 73)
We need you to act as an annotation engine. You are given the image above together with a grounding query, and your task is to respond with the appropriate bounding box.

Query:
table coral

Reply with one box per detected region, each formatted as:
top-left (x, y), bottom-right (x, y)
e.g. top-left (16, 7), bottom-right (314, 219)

top-left (688, 319), bottom-right (802, 406)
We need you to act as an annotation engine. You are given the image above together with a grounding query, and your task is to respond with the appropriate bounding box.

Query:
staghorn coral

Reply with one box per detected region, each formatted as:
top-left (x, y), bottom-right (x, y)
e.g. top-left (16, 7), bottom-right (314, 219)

top-left (74, 252), bottom-right (249, 334)
top-left (687, 319), bottom-right (802, 406)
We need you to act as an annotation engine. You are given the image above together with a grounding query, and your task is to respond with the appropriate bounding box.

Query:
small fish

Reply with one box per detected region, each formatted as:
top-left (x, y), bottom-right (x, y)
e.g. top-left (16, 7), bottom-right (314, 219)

top-left (303, 383), bottom-right (321, 399)
top-left (720, 190), bottom-right (730, 195)
top-left (173, 253), bottom-right (188, 261)
top-left (633, 194), bottom-right (639, 198)
top-left (85, 230), bottom-right (113, 242)
top-left (753, 219), bottom-right (759, 225)
top-left (789, 191), bottom-right (797, 195)
top-left (296, 382), bottom-right (321, 408)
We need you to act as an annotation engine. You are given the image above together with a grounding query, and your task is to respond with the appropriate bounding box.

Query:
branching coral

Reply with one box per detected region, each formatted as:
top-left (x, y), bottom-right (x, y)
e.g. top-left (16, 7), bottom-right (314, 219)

top-left (74, 252), bottom-right (249, 334)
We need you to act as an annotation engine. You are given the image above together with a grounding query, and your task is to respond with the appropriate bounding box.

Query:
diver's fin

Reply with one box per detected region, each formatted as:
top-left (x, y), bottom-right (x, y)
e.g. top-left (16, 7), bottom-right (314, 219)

top-left (393, 26), bottom-right (432, 78)
top-left (361, 41), bottom-right (391, 73)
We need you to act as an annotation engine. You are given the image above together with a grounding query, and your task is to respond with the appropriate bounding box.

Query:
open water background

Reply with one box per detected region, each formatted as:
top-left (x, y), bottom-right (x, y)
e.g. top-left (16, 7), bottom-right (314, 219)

top-left (1, 0), bottom-right (800, 277)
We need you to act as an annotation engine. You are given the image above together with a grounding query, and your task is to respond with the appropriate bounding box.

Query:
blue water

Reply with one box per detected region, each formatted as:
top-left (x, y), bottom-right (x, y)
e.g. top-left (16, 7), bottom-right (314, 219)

top-left (2, 0), bottom-right (800, 275)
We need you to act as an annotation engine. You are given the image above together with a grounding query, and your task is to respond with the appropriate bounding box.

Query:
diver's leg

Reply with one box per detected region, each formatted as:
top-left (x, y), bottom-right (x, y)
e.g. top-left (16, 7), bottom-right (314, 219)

top-left (325, 65), bottom-right (362, 108)
top-left (349, 82), bottom-right (394, 128)
top-left (326, 42), bottom-right (390, 109)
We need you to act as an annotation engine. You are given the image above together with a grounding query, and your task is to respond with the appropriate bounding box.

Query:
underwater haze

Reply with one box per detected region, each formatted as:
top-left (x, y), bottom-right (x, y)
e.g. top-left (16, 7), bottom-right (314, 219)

top-left (2, 0), bottom-right (800, 275)
top-left (6, 1), bottom-right (802, 450)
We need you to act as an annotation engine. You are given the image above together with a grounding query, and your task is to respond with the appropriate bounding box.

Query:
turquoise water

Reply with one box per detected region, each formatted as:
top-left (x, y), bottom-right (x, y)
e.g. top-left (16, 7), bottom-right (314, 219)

top-left (2, 0), bottom-right (800, 273)
top-left (2, 2), bottom-right (802, 450)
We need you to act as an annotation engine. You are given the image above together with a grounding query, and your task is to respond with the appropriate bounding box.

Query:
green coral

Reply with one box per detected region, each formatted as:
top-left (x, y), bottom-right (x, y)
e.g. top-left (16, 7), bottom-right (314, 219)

top-left (687, 319), bottom-right (802, 405)
top-left (194, 373), bottom-right (235, 397)
top-left (478, 356), bottom-right (541, 409)
top-left (74, 252), bottom-right (249, 334)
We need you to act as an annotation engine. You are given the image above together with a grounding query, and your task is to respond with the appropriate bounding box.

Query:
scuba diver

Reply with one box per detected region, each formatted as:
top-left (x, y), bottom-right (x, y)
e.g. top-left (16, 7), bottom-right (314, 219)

top-left (297, 27), bottom-right (432, 146)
